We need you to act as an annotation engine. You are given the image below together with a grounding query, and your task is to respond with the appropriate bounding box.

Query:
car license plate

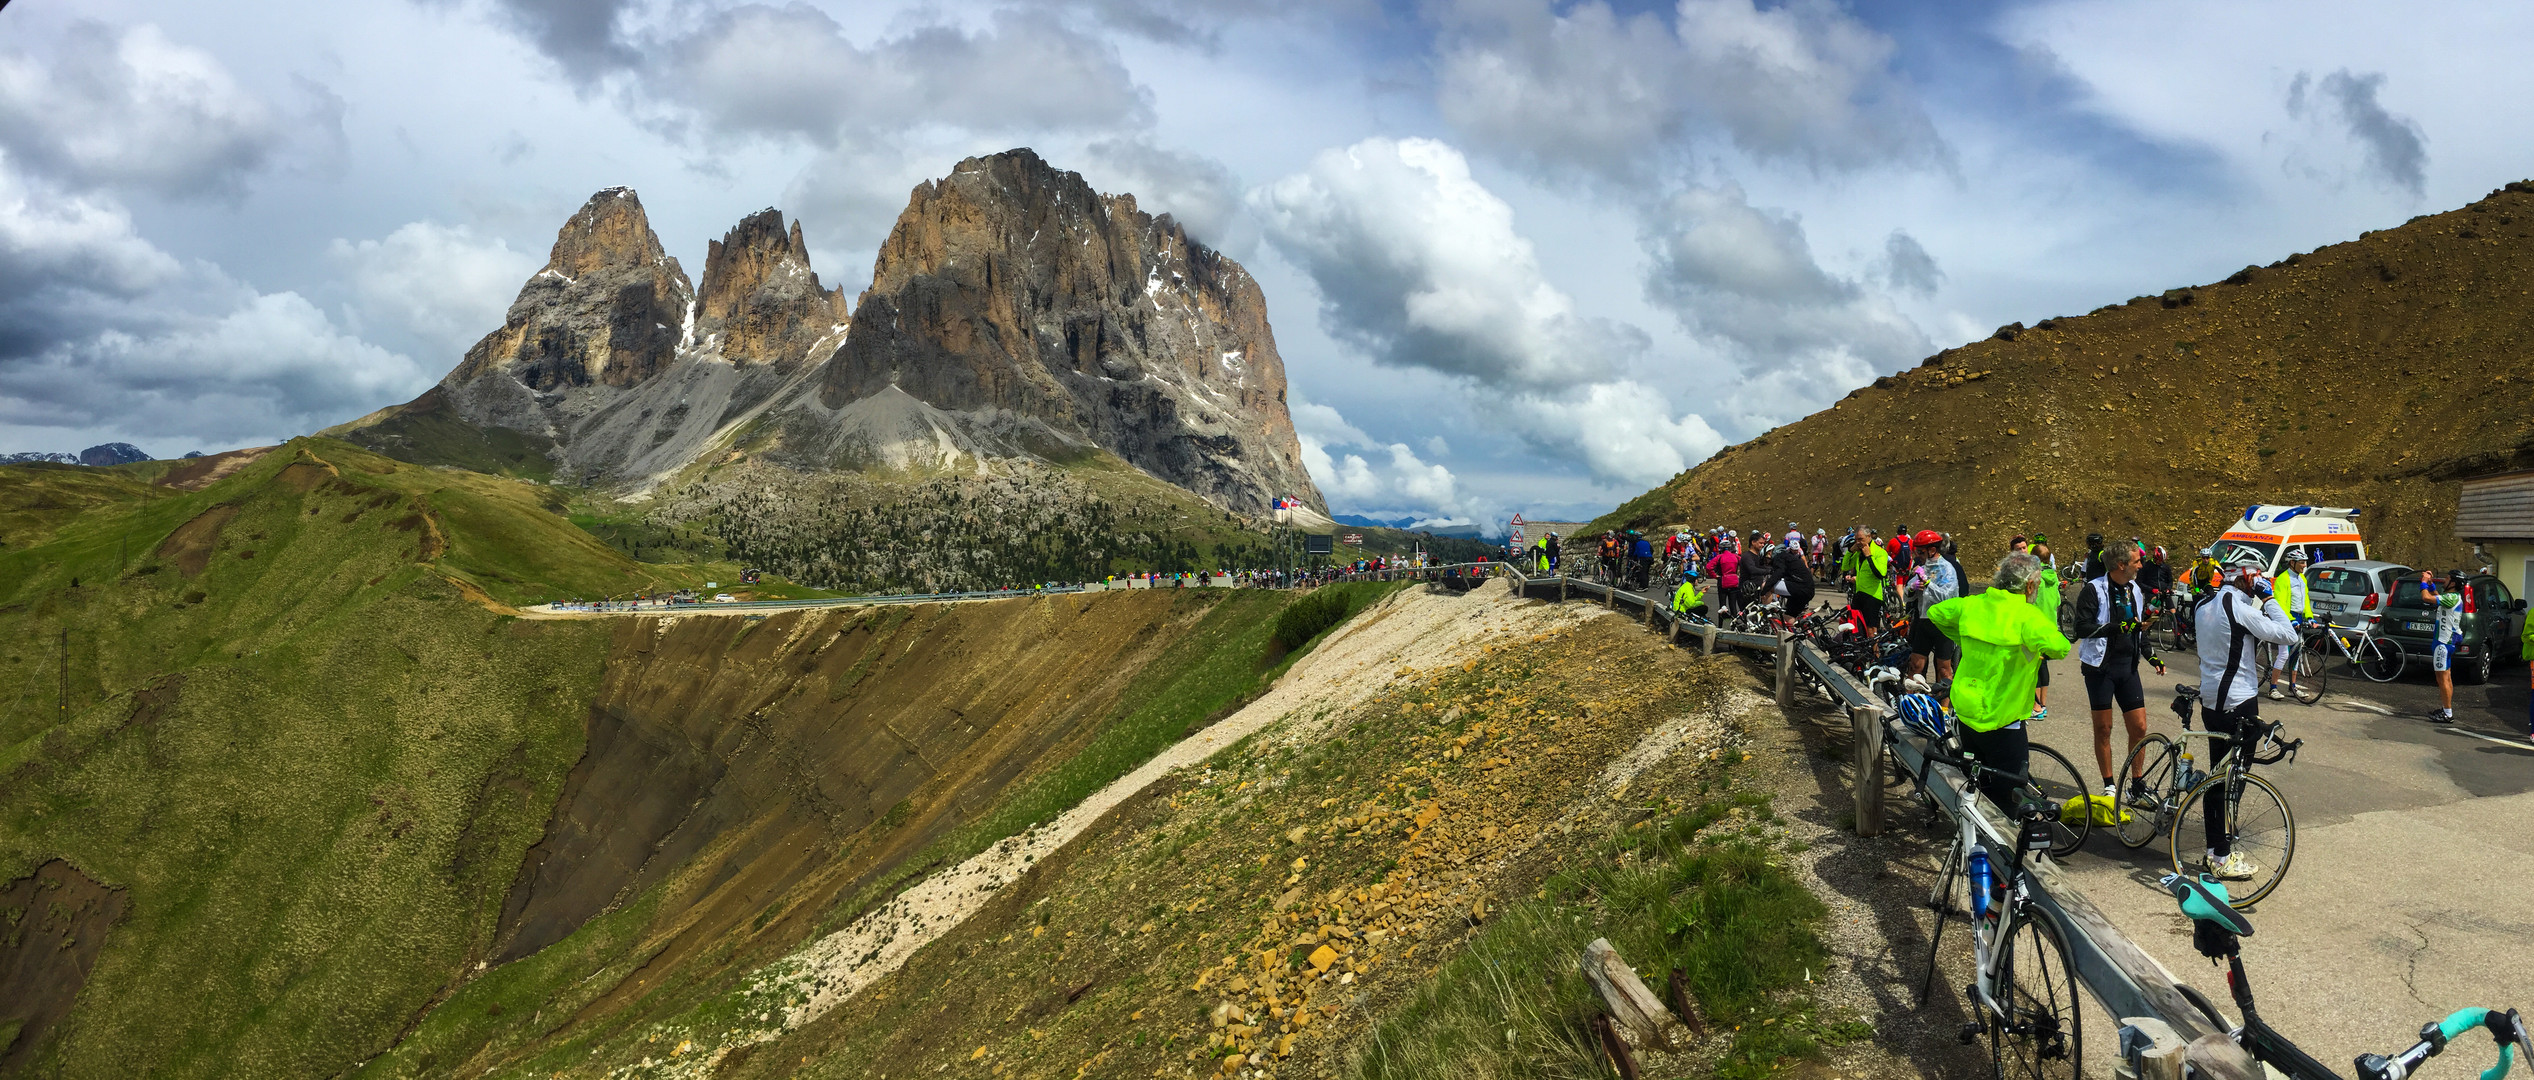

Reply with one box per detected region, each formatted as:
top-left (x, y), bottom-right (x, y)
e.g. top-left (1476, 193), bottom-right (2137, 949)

top-left (2404, 621), bottom-right (2431, 632)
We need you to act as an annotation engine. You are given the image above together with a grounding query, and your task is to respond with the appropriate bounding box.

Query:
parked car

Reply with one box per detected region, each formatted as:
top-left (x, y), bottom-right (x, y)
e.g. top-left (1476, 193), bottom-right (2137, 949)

top-left (712, 593), bottom-right (737, 603)
top-left (2379, 572), bottom-right (2528, 685)
top-left (2306, 559), bottom-right (2414, 629)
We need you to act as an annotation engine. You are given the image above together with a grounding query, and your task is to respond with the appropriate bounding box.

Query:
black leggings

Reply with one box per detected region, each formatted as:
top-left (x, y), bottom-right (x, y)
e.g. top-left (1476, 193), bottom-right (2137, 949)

top-left (1956, 723), bottom-right (2030, 819)
top-left (2199, 702), bottom-right (2248, 856)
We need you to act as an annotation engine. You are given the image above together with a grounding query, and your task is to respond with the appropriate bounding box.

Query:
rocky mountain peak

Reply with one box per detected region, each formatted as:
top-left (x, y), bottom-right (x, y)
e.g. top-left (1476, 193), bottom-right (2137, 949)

top-left (695, 208), bottom-right (849, 368)
top-left (445, 187), bottom-right (692, 395)
top-left (547, 186), bottom-right (675, 281)
top-left (804, 148), bottom-right (1320, 514)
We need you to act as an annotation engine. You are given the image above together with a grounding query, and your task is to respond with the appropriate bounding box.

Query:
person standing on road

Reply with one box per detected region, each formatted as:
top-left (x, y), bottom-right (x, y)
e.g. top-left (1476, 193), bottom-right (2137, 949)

top-left (1629, 531), bottom-right (1654, 589)
top-left (1758, 534), bottom-right (1816, 616)
top-left (2267, 549), bottom-right (2315, 701)
top-left (2031, 542), bottom-right (2063, 719)
top-left (2194, 553), bottom-right (2300, 880)
top-left (2426, 568), bottom-right (2465, 723)
top-left (2081, 532), bottom-right (2108, 583)
top-left (1707, 540), bottom-right (1743, 618)
top-left (1841, 526), bottom-right (1891, 627)
top-left (1904, 529), bottom-right (1962, 689)
top-left (1927, 551), bottom-right (2071, 815)
top-left (2077, 544), bottom-right (2167, 802)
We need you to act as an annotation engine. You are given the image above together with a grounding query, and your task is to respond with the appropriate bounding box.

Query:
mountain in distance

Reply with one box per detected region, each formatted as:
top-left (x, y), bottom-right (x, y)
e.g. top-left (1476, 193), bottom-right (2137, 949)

top-left (336, 150), bottom-right (1320, 520)
top-left (1592, 180), bottom-right (2534, 571)
top-left (1, 443), bottom-right (152, 467)
top-left (1332, 512), bottom-right (1489, 540)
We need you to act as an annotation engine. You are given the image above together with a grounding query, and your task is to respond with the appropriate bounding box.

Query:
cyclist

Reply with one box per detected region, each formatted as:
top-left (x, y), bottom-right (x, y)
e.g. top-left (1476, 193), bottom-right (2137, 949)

top-left (1904, 529), bottom-right (1962, 688)
top-left (1756, 532), bottom-right (1816, 615)
top-left (2076, 543), bottom-right (2166, 801)
top-left (2267, 549), bottom-right (2315, 701)
top-left (2081, 532), bottom-right (2108, 583)
top-left (2426, 568), bottom-right (2464, 724)
top-left (1927, 551), bottom-right (2071, 815)
top-left (1671, 573), bottom-right (1705, 621)
top-left (2193, 553), bottom-right (2300, 879)
top-left (2032, 541), bottom-right (2063, 719)
top-left (1840, 525), bottom-right (1891, 627)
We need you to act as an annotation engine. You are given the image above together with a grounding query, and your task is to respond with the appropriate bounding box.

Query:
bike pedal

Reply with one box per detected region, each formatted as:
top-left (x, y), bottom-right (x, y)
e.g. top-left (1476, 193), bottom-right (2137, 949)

top-left (1956, 1022), bottom-right (1982, 1045)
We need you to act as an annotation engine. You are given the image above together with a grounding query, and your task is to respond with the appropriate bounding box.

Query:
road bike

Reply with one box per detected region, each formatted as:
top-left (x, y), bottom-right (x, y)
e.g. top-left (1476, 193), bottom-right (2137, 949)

top-left (2111, 685), bottom-right (2300, 905)
top-left (1913, 744), bottom-right (2087, 1078)
top-left (2161, 872), bottom-right (2527, 1079)
top-left (2301, 617), bottom-right (2406, 685)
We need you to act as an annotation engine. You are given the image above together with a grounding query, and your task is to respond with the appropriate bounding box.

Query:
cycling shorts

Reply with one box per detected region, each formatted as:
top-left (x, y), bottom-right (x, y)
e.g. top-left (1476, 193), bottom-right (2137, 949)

top-left (2081, 658), bottom-right (2146, 712)
top-left (2432, 640), bottom-right (2456, 673)
top-left (1906, 616), bottom-right (1958, 661)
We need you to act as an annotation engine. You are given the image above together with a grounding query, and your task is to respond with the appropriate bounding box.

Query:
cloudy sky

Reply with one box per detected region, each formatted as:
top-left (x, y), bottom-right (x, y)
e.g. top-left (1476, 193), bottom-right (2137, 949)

top-left (0, 0), bottom-right (2523, 524)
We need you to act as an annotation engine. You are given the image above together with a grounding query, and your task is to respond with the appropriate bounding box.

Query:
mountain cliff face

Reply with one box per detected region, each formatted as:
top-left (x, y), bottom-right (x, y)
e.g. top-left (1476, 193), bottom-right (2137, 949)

top-left (774, 149), bottom-right (1315, 514)
top-left (349, 152), bottom-right (1322, 516)
top-left (402, 189), bottom-right (844, 486)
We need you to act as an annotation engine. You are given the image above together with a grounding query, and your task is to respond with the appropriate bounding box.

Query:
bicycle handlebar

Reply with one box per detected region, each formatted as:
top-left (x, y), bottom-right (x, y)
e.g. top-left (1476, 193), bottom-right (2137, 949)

top-left (2355, 1007), bottom-right (2526, 1080)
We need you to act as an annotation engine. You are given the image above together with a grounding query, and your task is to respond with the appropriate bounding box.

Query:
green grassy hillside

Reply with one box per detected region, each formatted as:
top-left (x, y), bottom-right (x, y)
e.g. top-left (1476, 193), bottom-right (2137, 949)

top-left (0, 440), bottom-right (628, 1077)
top-left (1, 444), bottom-right (1407, 1077)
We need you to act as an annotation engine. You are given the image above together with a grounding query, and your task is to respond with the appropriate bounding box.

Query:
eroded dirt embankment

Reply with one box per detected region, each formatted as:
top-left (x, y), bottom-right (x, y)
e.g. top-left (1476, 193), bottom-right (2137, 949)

top-left (474, 589), bottom-right (1271, 1037)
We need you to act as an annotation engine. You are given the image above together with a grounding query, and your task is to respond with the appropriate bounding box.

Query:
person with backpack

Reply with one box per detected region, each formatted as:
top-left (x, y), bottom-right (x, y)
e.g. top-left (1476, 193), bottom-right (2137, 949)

top-left (1757, 535), bottom-right (1816, 615)
top-left (2077, 543), bottom-right (2167, 802)
top-left (2192, 553), bottom-right (2300, 879)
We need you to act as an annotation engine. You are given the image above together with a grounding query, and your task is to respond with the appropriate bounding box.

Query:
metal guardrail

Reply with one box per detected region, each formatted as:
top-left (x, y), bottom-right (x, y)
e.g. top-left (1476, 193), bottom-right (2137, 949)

top-left (1503, 565), bottom-right (2224, 1066)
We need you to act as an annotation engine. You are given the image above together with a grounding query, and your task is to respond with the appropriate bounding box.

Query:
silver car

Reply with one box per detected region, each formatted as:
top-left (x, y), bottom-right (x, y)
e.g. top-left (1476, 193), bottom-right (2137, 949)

top-left (2306, 559), bottom-right (2415, 628)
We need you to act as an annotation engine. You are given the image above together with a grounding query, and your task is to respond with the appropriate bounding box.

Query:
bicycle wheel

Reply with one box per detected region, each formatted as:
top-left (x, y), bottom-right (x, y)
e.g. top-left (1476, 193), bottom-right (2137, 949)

top-left (2358, 636), bottom-right (2405, 682)
top-left (2113, 734), bottom-right (2176, 849)
top-left (1991, 903), bottom-right (2084, 1079)
top-left (2167, 770), bottom-right (2296, 906)
top-left (2290, 645), bottom-right (2327, 704)
top-left (2013, 744), bottom-right (2091, 857)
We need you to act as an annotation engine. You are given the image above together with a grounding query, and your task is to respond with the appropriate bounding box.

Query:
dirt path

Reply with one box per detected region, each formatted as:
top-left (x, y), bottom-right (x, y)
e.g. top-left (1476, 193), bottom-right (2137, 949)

top-left (653, 579), bottom-right (1600, 1076)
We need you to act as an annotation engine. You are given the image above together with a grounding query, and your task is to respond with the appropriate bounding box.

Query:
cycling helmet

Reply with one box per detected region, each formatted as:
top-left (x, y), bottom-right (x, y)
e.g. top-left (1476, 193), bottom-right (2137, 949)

top-left (1895, 693), bottom-right (1948, 740)
top-left (1914, 529), bottom-right (1942, 548)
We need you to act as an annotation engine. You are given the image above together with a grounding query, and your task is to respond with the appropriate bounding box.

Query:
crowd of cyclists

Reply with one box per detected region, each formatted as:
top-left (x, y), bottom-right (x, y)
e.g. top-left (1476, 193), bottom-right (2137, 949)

top-left (1525, 520), bottom-right (2534, 874)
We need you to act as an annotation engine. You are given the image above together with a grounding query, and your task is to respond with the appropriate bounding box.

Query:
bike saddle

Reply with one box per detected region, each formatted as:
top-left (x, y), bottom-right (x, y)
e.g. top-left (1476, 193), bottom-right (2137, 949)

top-left (2162, 873), bottom-right (2254, 937)
top-left (2173, 684), bottom-right (2202, 700)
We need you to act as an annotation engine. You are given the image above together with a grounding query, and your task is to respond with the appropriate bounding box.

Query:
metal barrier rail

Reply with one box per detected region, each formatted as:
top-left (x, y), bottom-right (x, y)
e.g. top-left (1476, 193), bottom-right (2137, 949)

top-left (1503, 564), bottom-right (2225, 1067)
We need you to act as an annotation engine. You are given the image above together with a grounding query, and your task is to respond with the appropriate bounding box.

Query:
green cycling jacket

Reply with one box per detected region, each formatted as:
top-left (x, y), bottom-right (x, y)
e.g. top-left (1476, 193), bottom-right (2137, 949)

top-left (1841, 544), bottom-right (1890, 601)
top-left (1928, 589), bottom-right (2071, 733)
top-left (1672, 578), bottom-right (1701, 612)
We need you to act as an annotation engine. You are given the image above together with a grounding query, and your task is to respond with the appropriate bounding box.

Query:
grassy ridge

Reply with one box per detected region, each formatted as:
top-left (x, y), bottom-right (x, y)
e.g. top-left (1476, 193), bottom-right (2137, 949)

top-left (0, 441), bottom-right (633, 1077)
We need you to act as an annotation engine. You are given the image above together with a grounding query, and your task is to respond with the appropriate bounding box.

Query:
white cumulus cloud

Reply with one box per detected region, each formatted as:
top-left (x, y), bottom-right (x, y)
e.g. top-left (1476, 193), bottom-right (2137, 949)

top-left (329, 222), bottom-right (540, 362)
top-left (1256, 137), bottom-right (1720, 488)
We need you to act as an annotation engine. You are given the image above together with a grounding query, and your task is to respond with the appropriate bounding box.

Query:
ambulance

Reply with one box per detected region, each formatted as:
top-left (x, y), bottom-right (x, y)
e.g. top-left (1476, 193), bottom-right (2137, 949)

top-left (2205, 505), bottom-right (2366, 577)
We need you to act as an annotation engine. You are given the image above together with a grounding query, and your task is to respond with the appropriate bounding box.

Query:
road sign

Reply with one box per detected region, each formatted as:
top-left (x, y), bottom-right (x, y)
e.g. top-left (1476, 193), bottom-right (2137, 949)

top-left (1510, 512), bottom-right (1525, 547)
top-left (1341, 533), bottom-right (1364, 546)
top-left (1304, 534), bottom-right (1334, 555)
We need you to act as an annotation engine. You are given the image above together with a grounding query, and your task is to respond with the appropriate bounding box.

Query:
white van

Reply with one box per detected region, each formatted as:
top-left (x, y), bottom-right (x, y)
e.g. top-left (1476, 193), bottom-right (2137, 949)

top-left (2205, 505), bottom-right (2367, 577)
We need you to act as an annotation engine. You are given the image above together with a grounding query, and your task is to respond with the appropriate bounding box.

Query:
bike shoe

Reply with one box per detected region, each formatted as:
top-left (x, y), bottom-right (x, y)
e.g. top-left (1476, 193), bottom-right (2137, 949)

top-left (2206, 851), bottom-right (2260, 881)
top-left (2427, 709), bottom-right (2455, 724)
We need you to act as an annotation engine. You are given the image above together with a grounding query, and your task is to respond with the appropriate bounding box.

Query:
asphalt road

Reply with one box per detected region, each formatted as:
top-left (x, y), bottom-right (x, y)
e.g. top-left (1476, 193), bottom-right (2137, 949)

top-left (2035, 641), bottom-right (2534, 1074)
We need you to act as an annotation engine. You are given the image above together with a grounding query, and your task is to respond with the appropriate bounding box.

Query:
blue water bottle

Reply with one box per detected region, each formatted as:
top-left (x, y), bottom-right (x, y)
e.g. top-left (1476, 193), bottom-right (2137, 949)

top-left (1967, 844), bottom-right (1994, 919)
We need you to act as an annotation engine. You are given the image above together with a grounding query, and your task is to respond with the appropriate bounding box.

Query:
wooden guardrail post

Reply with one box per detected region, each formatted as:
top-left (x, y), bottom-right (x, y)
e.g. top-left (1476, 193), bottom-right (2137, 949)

top-left (1850, 702), bottom-right (1886, 836)
top-left (1773, 635), bottom-right (1795, 706)
top-left (1558, 577), bottom-right (1568, 602)
top-left (1642, 594), bottom-right (1657, 628)
top-left (1697, 624), bottom-right (1717, 655)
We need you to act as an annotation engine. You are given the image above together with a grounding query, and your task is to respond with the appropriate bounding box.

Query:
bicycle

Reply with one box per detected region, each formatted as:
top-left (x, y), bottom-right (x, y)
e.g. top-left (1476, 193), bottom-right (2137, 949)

top-left (2111, 685), bottom-right (2300, 905)
top-left (1911, 743), bottom-right (2086, 1078)
top-left (2161, 872), bottom-right (2527, 1079)
top-left (2302, 617), bottom-right (2406, 684)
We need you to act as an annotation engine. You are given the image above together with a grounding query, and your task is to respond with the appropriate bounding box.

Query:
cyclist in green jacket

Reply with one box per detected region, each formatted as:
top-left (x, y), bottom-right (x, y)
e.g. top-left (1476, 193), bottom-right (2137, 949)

top-left (2031, 542), bottom-right (2063, 719)
top-left (2267, 549), bottom-right (2313, 701)
top-left (1840, 526), bottom-right (1892, 626)
top-left (1928, 551), bottom-right (2073, 813)
top-left (1671, 577), bottom-right (1704, 620)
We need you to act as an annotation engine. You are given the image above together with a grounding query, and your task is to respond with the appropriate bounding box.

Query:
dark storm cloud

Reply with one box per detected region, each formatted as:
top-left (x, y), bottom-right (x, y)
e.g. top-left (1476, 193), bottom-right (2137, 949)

top-left (2289, 69), bottom-right (2426, 198)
